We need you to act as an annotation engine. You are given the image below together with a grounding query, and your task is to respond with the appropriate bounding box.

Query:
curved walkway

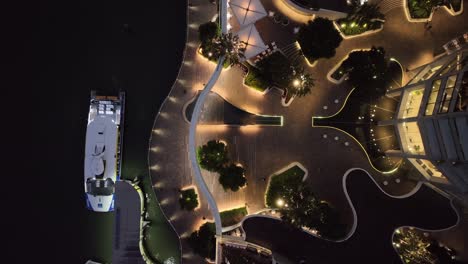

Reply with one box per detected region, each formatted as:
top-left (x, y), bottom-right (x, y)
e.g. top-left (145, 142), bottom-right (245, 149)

top-left (148, 0), bottom-right (219, 263)
top-left (242, 169), bottom-right (459, 264)
top-left (188, 0), bottom-right (228, 237)
top-left (188, 56), bottom-right (226, 236)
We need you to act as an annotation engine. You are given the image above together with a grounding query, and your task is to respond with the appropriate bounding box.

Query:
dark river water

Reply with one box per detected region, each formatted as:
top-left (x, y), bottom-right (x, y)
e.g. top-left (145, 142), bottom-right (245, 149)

top-left (8, 0), bottom-right (186, 263)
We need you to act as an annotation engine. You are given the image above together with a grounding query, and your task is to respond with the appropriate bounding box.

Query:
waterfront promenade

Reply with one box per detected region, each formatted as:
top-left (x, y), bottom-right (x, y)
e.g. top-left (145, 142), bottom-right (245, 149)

top-left (149, 0), bottom-right (468, 262)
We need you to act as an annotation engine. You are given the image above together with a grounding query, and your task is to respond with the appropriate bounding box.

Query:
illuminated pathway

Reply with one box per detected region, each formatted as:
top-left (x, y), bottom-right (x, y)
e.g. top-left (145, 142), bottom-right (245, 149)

top-left (187, 0), bottom-right (228, 238)
top-left (188, 54), bottom-right (226, 237)
top-left (148, 0), bottom-right (219, 263)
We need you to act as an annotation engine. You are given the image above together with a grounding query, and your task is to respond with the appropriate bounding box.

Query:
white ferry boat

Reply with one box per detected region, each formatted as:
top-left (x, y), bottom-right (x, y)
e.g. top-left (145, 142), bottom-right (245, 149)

top-left (84, 91), bottom-right (125, 212)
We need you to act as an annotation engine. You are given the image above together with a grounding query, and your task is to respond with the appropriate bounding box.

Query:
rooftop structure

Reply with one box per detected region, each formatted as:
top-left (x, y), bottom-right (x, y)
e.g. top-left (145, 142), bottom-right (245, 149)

top-left (84, 91), bottom-right (125, 212)
top-left (229, 0), bottom-right (267, 27)
top-left (236, 23), bottom-right (268, 59)
top-left (383, 47), bottom-right (468, 198)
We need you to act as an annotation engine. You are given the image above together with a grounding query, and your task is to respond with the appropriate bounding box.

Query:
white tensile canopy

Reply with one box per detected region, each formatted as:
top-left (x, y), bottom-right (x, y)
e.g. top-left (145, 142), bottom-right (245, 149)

top-left (229, 0), bottom-right (267, 27)
top-left (236, 24), bottom-right (267, 59)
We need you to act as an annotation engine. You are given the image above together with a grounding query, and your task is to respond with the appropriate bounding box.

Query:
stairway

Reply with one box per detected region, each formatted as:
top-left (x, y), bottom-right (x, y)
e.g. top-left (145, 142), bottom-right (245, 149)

top-left (280, 42), bottom-right (303, 64)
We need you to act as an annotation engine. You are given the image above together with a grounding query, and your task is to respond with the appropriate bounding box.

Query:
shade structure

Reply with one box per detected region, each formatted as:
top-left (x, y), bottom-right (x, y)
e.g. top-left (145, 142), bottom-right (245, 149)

top-left (229, 0), bottom-right (267, 27)
top-left (236, 24), bottom-right (267, 59)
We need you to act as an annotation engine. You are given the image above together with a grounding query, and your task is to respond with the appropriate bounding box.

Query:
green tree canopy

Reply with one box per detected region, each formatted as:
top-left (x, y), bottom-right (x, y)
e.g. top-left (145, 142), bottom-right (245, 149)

top-left (256, 51), bottom-right (292, 87)
top-left (278, 182), bottom-right (345, 239)
top-left (342, 46), bottom-right (389, 95)
top-left (297, 17), bottom-right (343, 61)
top-left (211, 32), bottom-right (246, 66)
top-left (393, 228), bottom-right (437, 264)
top-left (179, 188), bottom-right (199, 211)
top-left (197, 140), bottom-right (229, 172)
top-left (256, 52), bottom-right (315, 97)
top-left (219, 163), bottom-right (247, 192)
top-left (198, 21), bottom-right (219, 44)
top-left (287, 66), bottom-right (315, 98)
top-left (188, 222), bottom-right (216, 259)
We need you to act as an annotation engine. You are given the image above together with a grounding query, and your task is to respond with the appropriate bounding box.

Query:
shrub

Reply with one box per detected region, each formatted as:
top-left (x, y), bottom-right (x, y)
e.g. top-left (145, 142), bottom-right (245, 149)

top-left (220, 207), bottom-right (248, 226)
top-left (219, 163), bottom-right (247, 192)
top-left (188, 222), bottom-right (216, 259)
top-left (179, 188), bottom-right (199, 211)
top-left (244, 65), bottom-right (270, 92)
top-left (197, 140), bottom-right (229, 172)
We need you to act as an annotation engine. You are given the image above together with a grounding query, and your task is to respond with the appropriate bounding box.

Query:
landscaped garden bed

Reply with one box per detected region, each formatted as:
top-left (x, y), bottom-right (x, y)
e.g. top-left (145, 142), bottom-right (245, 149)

top-left (197, 47), bottom-right (232, 68)
top-left (197, 21), bottom-right (244, 68)
top-left (335, 2), bottom-right (385, 37)
top-left (179, 187), bottom-right (199, 211)
top-left (244, 63), bottom-right (270, 92)
top-left (189, 222), bottom-right (216, 260)
top-left (336, 19), bottom-right (383, 36)
top-left (407, 0), bottom-right (462, 19)
top-left (265, 165), bottom-right (305, 207)
top-left (197, 140), bottom-right (247, 192)
top-left (220, 207), bottom-right (248, 227)
top-left (393, 227), bottom-right (460, 263)
top-left (255, 51), bottom-right (315, 102)
top-left (265, 164), bottom-right (345, 239)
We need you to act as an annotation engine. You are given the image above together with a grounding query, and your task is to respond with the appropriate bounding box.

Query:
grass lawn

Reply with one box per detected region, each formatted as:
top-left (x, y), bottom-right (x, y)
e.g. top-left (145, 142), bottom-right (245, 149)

top-left (265, 165), bottom-right (305, 207)
top-left (244, 64), bottom-right (269, 92)
top-left (220, 207), bottom-right (248, 227)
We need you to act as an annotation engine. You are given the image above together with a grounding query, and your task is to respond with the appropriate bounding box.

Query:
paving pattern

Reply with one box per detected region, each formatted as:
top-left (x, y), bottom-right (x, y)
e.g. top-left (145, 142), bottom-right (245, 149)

top-left (148, 1), bottom-right (218, 262)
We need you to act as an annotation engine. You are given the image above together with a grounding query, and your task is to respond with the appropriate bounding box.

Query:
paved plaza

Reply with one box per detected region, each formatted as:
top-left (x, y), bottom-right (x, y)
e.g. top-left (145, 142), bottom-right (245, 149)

top-left (148, 0), bottom-right (468, 262)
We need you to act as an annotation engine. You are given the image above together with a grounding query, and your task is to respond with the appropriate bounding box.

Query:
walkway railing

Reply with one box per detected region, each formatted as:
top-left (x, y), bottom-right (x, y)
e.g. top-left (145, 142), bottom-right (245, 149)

top-left (188, 0), bottom-right (227, 238)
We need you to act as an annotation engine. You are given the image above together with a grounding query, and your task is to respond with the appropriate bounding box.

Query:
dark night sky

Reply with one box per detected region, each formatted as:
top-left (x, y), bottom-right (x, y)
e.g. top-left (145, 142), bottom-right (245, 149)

top-left (4, 0), bottom-right (186, 262)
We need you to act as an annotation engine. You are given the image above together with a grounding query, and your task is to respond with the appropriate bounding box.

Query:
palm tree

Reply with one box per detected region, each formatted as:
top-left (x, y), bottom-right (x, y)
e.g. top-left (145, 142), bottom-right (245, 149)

top-left (212, 33), bottom-right (246, 66)
top-left (287, 66), bottom-right (315, 97)
top-left (393, 228), bottom-right (438, 264)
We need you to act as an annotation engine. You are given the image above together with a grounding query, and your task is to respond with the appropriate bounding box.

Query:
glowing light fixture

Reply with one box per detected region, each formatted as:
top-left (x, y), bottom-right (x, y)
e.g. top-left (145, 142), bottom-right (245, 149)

top-left (276, 198), bottom-right (284, 207)
top-left (293, 79), bottom-right (301, 87)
